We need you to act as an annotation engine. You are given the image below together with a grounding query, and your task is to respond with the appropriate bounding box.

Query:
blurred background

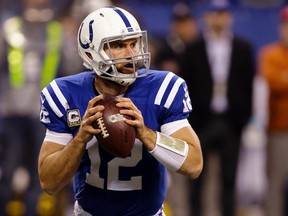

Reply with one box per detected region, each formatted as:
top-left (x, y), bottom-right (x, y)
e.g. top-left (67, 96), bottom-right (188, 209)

top-left (0, 0), bottom-right (288, 215)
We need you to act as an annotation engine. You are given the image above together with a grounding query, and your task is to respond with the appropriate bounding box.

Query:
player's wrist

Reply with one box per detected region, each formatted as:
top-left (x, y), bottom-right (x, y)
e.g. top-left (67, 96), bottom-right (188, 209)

top-left (73, 132), bottom-right (91, 147)
top-left (138, 127), bottom-right (157, 151)
top-left (149, 132), bottom-right (189, 171)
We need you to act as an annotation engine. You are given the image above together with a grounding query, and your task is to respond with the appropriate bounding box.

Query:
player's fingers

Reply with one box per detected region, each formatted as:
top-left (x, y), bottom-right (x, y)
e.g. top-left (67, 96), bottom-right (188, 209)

top-left (120, 109), bottom-right (141, 119)
top-left (116, 98), bottom-right (140, 113)
top-left (123, 118), bottom-right (138, 127)
top-left (80, 111), bottom-right (103, 135)
top-left (116, 97), bottom-right (131, 102)
top-left (120, 110), bottom-right (144, 130)
top-left (83, 106), bottom-right (104, 123)
top-left (78, 123), bottom-right (101, 138)
top-left (87, 111), bottom-right (103, 125)
top-left (87, 95), bottom-right (103, 109)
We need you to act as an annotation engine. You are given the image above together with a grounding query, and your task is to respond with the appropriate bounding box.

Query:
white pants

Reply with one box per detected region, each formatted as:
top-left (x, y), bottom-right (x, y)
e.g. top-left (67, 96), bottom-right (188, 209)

top-left (74, 201), bottom-right (166, 216)
top-left (74, 201), bottom-right (92, 216)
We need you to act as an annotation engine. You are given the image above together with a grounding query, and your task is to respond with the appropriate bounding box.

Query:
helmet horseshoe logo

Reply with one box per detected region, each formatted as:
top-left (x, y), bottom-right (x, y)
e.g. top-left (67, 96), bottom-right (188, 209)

top-left (78, 20), bottom-right (94, 49)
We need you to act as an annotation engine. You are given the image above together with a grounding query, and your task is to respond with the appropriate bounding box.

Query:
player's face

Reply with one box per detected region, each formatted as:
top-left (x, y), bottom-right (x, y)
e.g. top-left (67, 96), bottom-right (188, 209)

top-left (103, 38), bottom-right (142, 74)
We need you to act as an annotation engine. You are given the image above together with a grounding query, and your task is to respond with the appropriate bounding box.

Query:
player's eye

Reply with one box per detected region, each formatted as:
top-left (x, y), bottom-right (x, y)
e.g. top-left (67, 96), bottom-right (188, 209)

top-left (110, 42), bottom-right (125, 50)
top-left (131, 42), bottom-right (136, 49)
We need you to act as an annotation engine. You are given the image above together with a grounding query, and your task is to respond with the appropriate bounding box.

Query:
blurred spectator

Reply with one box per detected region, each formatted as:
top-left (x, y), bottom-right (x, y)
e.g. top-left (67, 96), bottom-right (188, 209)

top-left (154, 3), bottom-right (199, 216)
top-left (236, 72), bottom-right (268, 215)
top-left (258, 5), bottom-right (288, 216)
top-left (0, 0), bottom-right (83, 215)
top-left (71, 0), bottom-right (112, 19)
top-left (0, 5), bottom-right (4, 193)
top-left (156, 2), bottom-right (198, 75)
top-left (181, 1), bottom-right (255, 216)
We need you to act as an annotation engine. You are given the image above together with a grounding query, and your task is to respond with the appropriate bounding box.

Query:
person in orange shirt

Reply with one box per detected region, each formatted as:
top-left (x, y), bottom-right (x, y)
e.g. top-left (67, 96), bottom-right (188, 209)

top-left (258, 5), bottom-right (288, 216)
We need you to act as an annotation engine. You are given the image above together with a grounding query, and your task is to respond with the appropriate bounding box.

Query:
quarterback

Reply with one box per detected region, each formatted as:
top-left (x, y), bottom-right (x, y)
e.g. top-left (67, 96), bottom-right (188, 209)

top-left (38, 6), bottom-right (203, 216)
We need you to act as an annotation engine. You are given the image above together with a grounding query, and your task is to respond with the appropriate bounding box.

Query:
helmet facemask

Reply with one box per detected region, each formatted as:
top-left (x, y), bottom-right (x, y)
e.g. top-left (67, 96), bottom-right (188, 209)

top-left (90, 31), bottom-right (150, 86)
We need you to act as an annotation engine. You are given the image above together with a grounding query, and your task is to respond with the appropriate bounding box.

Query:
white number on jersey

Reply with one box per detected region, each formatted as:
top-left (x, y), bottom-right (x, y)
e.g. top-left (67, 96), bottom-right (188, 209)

top-left (86, 139), bottom-right (143, 191)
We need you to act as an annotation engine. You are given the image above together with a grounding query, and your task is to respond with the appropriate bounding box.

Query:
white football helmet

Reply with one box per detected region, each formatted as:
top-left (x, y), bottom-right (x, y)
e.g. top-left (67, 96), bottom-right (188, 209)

top-left (78, 6), bottom-right (151, 86)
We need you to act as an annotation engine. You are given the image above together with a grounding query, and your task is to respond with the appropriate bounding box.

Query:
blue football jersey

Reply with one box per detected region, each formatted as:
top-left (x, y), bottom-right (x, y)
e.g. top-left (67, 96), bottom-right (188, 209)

top-left (40, 69), bottom-right (192, 215)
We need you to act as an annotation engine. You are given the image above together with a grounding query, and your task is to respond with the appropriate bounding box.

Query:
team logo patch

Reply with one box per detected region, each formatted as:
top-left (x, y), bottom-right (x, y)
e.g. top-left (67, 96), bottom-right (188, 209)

top-left (67, 109), bottom-right (81, 127)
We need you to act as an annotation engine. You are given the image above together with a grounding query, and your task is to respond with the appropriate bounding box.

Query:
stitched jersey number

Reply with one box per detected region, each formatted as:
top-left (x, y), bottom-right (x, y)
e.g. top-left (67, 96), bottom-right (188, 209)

top-left (183, 83), bottom-right (192, 112)
top-left (86, 139), bottom-right (143, 191)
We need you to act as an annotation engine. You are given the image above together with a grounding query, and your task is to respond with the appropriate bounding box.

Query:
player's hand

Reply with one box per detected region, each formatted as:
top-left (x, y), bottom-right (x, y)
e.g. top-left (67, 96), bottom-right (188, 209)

top-left (116, 97), bottom-right (145, 134)
top-left (116, 97), bottom-right (156, 150)
top-left (75, 95), bottom-right (104, 144)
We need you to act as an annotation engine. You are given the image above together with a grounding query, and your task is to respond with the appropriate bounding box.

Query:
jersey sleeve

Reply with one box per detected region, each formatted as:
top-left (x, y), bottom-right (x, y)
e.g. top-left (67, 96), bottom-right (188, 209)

top-left (154, 72), bottom-right (193, 125)
top-left (39, 79), bottom-right (71, 134)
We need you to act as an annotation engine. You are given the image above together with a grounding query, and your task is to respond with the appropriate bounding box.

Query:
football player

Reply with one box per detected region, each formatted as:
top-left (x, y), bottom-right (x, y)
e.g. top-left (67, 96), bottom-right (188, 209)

top-left (38, 6), bottom-right (203, 215)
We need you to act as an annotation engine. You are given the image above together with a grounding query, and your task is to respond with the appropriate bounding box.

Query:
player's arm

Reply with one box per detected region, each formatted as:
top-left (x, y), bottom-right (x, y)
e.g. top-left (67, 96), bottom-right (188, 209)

top-left (117, 98), bottom-right (203, 179)
top-left (136, 124), bottom-right (202, 179)
top-left (38, 96), bottom-right (104, 195)
top-left (169, 125), bottom-right (203, 179)
top-left (38, 139), bottom-right (86, 195)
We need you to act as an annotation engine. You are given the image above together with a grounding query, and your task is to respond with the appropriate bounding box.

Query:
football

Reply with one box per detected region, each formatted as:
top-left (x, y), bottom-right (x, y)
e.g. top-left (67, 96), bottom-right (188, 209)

top-left (92, 93), bottom-right (136, 158)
